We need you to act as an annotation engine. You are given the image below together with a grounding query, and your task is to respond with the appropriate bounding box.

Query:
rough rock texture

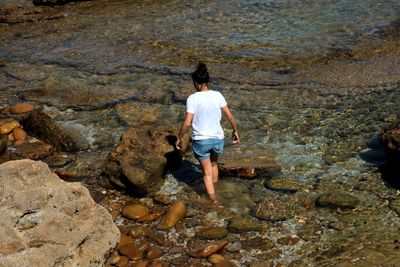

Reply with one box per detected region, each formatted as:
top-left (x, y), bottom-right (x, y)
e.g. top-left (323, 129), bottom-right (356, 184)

top-left (219, 145), bottom-right (280, 178)
top-left (255, 195), bottom-right (300, 221)
top-left (103, 124), bottom-right (190, 195)
top-left (316, 192), bottom-right (360, 209)
top-left (21, 109), bottom-right (88, 152)
top-left (0, 159), bottom-right (120, 267)
top-left (264, 176), bottom-right (303, 192)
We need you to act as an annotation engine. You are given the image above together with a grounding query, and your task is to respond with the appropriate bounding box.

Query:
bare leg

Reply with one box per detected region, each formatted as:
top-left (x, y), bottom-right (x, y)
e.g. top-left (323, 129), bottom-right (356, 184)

top-left (199, 158), bottom-right (217, 201)
top-left (211, 157), bottom-right (219, 183)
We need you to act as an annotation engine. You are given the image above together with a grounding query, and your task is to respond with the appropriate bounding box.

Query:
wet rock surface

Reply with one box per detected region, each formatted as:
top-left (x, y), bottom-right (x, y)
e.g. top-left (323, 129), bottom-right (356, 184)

top-left (219, 145), bottom-right (280, 178)
top-left (0, 159), bottom-right (120, 266)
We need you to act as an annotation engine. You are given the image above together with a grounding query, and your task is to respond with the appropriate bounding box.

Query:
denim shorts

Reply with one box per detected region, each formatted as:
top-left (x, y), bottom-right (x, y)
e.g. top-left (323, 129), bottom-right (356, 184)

top-left (192, 138), bottom-right (224, 160)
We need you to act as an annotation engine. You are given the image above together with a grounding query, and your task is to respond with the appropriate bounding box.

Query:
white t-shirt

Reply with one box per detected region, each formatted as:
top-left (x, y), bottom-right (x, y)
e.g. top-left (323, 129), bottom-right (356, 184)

top-left (186, 90), bottom-right (227, 140)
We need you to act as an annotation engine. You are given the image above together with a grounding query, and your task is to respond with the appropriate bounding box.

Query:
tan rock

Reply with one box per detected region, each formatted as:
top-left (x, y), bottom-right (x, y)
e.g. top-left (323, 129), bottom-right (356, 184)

top-left (168, 246), bottom-right (185, 254)
top-left (188, 241), bottom-right (229, 258)
top-left (9, 103), bottom-right (34, 114)
top-left (208, 253), bottom-right (225, 264)
top-left (116, 256), bottom-right (129, 267)
top-left (117, 232), bottom-right (135, 249)
top-left (133, 261), bottom-right (150, 267)
top-left (214, 260), bottom-right (237, 267)
top-left (145, 246), bottom-right (163, 260)
top-left (119, 243), bottom-right (143, 261)
top-left (129, 225), bottom-right (147, 238)
top-left (161, 201), bottom-right (187, 229)
top-left (121, 203), bottom-right (150, 220)
top-left (137, 212), bottom-right (162, 222)
top-left (0, 119), bottom-right (20, 135)
top-left (14, 139), bottom-right (26, 147)
top-left (13, 128), bottom-right (27, 140)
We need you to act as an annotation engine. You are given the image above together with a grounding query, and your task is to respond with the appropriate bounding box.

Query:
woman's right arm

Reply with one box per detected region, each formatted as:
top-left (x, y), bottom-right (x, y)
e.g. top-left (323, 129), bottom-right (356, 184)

top-left (222, 105), bottom-right (240, 144)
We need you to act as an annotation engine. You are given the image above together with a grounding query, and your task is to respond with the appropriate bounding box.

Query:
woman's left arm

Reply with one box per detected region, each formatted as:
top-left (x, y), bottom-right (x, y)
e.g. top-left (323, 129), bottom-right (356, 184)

top-left (176, 112), bottom-right (193, 150)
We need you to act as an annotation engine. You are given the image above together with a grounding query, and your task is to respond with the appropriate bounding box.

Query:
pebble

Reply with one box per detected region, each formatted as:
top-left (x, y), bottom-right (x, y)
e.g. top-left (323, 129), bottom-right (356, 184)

top-left (161, 201), bottom-right (187, 229)
top-left (207, 254), bottom-right (225, 264)
top-left (117, 232), bottom-right (134, 249)
top-left (277, 235), bottom-right (300, 245)
top-left (118, 243), bottom-right (143, 261)
top-left (9, 103), bottom-right (34, 114)
top-left (145, 246), bottom-right (163, 260)
top-left (129, 225), bottom-right (147, 238)
top-left (121, 203), bottom-right (150, 220)
top-left (224, 242), bottom-right (242, 253)
top-left (115, 256), bottom-right (129, 267)
top-left (188, 240), bottom-right (229, 258)
top-left (0, 119), bottom-right (20, 135)
top-left (13, 128), bottom-right (27, 140)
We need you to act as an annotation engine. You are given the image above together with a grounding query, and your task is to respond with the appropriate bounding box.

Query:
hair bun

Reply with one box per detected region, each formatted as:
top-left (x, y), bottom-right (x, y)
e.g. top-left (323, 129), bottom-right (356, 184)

top-left (192, 62), bottom-right (210, 84)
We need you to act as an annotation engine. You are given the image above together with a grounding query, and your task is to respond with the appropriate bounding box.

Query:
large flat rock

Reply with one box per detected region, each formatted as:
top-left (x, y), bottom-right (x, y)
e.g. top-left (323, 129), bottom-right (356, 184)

top-left (219, 145), bottom-right (280, 178)
top-left (0, 159), bottom-right (120, 267)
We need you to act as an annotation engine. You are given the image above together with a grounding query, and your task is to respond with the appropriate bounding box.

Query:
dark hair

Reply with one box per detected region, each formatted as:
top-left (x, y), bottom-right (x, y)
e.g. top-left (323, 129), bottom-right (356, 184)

top-left (191, 62), bottom-right (209, 84)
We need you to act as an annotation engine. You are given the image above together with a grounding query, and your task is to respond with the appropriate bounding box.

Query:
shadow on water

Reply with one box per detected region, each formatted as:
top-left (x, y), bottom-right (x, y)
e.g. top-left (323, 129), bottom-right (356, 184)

top-left (360, 136), bottom-right (400, 189)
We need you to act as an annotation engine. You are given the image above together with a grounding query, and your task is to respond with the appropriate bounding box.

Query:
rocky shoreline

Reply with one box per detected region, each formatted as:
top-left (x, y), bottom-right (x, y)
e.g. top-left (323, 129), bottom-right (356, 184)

top-left (1, 0), bottom-right (400, 266)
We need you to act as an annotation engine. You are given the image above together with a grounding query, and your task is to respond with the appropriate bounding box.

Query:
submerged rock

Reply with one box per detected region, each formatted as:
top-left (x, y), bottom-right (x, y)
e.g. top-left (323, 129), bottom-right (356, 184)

top-left (195, 227), bottom-right (229, 240)
top-left (103, 124), bottom-right (189, 195)
top-left (255, 195), bottom-right (300, 221)
top-left (188, 241), bottom-right (229, 258)
top-left (219, 145), bottom-right (280, 178)
top-left (316, 192), bottom-right (360, 209)
top-left (228, 216), bottom-right (265, 233)
top-left (22, 109), bottom-right (88, 152)
top-left (264, 176), bottom-right (303, 192)
top-left (160, 201), bottom-right (187, 229)
top-left (0, 159), bottom-right (120, 266)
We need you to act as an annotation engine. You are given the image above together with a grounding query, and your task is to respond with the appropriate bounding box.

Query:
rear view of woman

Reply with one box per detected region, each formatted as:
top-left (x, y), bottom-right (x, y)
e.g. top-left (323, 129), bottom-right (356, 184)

top-left (176, 63), bottom-right (240, 204)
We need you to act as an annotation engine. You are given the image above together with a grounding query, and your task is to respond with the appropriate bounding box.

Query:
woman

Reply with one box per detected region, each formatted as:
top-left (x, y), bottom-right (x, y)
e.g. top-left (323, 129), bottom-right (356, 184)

top-left (175, 63), bottom-right (240, 204)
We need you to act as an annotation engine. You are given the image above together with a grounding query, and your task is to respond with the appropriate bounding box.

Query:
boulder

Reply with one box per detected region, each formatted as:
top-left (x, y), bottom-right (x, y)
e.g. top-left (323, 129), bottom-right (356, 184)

top-left (21, 109), bottom-right (88, 152)
top-left (0, 159), bottom-right (120, 266)
top-left (255, 195), bottom-right (300, 221)
top-left (219, 145), bottom-right (280, 178)
top-left (103, 124), bottom-right (190, 195)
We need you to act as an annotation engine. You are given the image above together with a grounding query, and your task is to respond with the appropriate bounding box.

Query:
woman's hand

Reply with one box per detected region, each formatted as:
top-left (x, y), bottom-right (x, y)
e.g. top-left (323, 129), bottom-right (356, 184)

top-left (175, 139), bottom-right (182, 150)
top-left (232, 131), bottom-right (240, 144)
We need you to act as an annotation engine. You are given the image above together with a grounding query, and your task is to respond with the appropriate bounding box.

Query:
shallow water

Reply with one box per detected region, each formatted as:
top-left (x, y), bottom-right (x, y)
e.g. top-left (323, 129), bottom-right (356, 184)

top-left (1, 0), bottom-right (400, 265)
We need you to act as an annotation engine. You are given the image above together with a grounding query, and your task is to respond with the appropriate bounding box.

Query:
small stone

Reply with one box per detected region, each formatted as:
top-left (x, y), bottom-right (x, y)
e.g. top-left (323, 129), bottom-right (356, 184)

top-left (214, 260), bottom-right (237, 267)
top-left (0, 119), bottom-right (20, 135)
top-left (224, 242), bottom-right (242, 253)
top-left (145, 231), bottom-right (168, 246)
top-left (195, 227), bottom-right (228, 239)
top-left (137, 211), bottom-right (162, 222)
top-left (13, 128), bottom-right (27, 140)
top-left (264, 177), bottom-right (302, 192)
top-left (121, 203), bottom-right (150, 220)
top-left (11, 138), bottom-right (53, 160)
top-left (9, 103), bottom-right (34, 114)
top-left (168, 246), bottom-right (185, 254)
top-left (316, 193), bottom-right (359, 209)
top-left (117, 232), bottom-right (135, 249)
top-left (129, 225), bottom-right (147, 238)
top-left (241, 237), bottom-right (275, 251)
top-left (152, 194), bottom-right (172, 205)
top-left (188, 241), bottom-right (229, 258)
top-left (277, 235), bottom-right (300, 245)
top-left (132, 261), bottom-right (150, 267)
top-left (118, 243), bottom-right (143, 261)
top-left (116, 256), bottom-right (129, 267)
top-left (255, 248), bottom-right (282, 261)
top-left (160, 201), bottom-right (187, 229)
top-left (228, 216), bottom-right (265, 233)
top-left (208, 254), bottom-right (225, 264)
top-left (145, 246), bottom-right (163, 260)
top-left (256, 195), bottom-right (299, 221)
top-left (328, 221), bottom-right (345, 231)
